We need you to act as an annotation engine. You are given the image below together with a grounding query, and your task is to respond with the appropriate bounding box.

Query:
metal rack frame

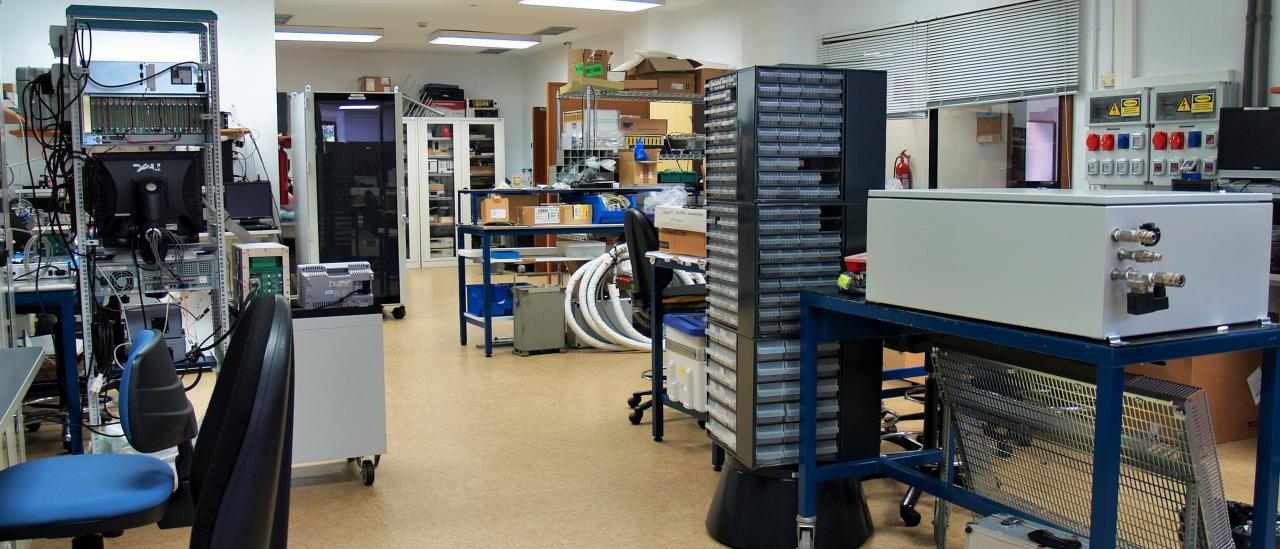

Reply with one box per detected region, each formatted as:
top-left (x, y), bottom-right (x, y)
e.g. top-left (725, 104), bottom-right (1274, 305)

top-left (66, 6), bottom-right (229, 441)
top-left (795, 291), bottom-right (1280, 549)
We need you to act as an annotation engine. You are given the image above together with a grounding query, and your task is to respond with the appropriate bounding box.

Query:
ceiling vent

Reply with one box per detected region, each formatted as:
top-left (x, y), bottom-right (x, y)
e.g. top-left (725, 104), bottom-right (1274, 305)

top-left (477, 48), bottom-right (509, 54)
top-left (534, 26), bottom-right (575, 35)
top-left (274, 13), bottom-right (294, 25)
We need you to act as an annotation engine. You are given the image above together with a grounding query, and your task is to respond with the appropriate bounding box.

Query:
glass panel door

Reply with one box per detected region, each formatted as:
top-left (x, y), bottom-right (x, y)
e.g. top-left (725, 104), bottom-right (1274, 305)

top-left (426, 122), bottom-right (458, 259)
top-left (467, 122), bottom-right (497, 191)
top-left (311, 93), bottom-right (400, 303)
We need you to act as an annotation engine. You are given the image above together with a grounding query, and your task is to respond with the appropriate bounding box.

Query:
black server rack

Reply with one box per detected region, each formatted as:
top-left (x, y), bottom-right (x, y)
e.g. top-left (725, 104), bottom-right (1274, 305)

top-left (703, 66), bottom-right (886, 470)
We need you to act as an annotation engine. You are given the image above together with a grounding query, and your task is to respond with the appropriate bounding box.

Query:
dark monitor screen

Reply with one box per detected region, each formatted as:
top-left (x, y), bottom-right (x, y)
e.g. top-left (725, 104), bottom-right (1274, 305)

top-left (225, 181), bottom-right (275, 220)
top-left (1218, 107), bottom-right (1280, 178)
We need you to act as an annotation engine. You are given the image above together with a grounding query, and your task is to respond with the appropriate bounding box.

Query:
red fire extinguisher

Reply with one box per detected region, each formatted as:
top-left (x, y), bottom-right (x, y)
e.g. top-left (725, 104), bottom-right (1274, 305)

top-left (894, 150), bottom-right (913, 189)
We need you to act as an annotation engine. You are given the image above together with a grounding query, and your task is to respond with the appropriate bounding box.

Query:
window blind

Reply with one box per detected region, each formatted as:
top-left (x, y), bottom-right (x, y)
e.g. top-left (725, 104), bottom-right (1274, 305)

top-left (819, 0), bottom-right (1080, 114)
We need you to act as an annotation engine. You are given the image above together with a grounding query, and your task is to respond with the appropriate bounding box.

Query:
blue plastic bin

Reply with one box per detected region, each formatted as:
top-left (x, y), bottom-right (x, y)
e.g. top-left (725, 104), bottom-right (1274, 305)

top-left (466, 282), bottom-right (530, 316)
top-left (583, 194), bottom-right (637, 224)
top-left (664, 313), bottom-right (707, 337)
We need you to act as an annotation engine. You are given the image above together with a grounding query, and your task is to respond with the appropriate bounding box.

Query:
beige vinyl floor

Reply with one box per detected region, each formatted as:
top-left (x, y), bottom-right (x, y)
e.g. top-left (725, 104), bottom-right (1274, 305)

top-left (25, 266), bottom-right (1264, 548)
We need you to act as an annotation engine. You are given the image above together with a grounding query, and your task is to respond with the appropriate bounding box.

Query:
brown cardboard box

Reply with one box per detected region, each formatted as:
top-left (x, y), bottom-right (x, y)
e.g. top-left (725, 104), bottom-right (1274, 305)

top-left (559, 204), bottom-right (592, 225)
top-left (520, 205), bottom-right (562, 226)
top-left (560, 77), bottom-right (625, 94)
top-left (1127, 350), bottom-right (1262, 443)
top-left (658, 228), bottom-right (706, 257)
top-left (358, 75), bottom-right (391, 93)
top-left (882, 348), bottom-right (926, 371)
top-left (506, 195), bottom-right (540, 224)
top-left (568, 48), bottom-right (611, 80)
top-left (479, 196), bottom-right (510, 224)
top-left (428, 183), bottom-right (445, 192)
top-left (616, 53), bottom-right (698, 92)
top-left (623, 79), bottom-right (658, 90)
top-left (647, 73), bottom-right (696, 92)
top-left (622, 117), bottom-right (668, 136)
top-left (618, 154), bottom-right (658, 186)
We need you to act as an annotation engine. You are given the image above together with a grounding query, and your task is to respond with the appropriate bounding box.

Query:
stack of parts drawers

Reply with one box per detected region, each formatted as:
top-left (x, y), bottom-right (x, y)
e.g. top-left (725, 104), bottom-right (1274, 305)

top-left (701, 66), bottom-right (886, 469)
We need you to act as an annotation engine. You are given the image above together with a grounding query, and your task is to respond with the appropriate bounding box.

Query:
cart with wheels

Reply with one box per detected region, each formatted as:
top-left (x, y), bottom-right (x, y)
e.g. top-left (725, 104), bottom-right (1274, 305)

top-left (292, 307), bottom-right (389, 484)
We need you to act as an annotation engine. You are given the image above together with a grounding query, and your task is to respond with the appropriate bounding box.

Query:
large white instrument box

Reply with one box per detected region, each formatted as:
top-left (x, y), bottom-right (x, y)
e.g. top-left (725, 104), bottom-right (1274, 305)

top-left (866, 188), bottom-right (1271, 340)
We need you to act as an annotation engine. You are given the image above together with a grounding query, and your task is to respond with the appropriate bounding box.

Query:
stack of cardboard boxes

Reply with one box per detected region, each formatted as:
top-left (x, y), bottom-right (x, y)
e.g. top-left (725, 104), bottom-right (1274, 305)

top-left (478, 194), bottom-right (592, 226)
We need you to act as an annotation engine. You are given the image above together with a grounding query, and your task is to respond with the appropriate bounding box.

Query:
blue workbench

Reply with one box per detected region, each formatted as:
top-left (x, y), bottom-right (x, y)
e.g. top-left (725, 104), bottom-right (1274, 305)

top-left (12, 283), bottom-right (82, 454)
top-left (796, 291), bottom-right (1280, 549)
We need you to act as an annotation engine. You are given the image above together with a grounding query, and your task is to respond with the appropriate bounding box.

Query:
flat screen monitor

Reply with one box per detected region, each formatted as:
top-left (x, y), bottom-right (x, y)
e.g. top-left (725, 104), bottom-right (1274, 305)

top-left (87, 151), bottom-right (205, 247)
top-left (225, 180), bottom-right (275, 221)
top-left (1218, 107), bottom-right (1280, 179)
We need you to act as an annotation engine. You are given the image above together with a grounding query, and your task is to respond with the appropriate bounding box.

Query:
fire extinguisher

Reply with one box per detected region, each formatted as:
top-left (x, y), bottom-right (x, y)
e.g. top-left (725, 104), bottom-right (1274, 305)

top-left (894, 150), bottom-right (912, 189)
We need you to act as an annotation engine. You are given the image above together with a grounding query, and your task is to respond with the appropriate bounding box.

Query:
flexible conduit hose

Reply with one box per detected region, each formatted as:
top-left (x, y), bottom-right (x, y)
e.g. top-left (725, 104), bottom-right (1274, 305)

top-left (564, 243), bottom-right (702, 352)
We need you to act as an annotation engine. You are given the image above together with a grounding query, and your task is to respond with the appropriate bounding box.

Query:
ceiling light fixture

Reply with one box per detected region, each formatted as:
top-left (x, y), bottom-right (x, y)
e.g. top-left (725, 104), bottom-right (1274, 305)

top-left (517, 0), bottom-right (662, 12)
top-left (428, 30), bottom-right (540, 49)
top-left (338, 105), bottom-right (380, 110)
top-left (274, 26), bottom-right (382, 43)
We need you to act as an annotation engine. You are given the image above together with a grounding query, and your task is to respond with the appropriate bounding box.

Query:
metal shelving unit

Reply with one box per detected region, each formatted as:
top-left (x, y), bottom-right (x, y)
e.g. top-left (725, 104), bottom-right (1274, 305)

top-left (64, 6), bottom-right (231, 443)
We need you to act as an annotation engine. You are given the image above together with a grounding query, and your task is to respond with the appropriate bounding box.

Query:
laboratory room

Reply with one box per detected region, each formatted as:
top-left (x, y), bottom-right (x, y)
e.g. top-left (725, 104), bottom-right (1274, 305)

top-left (4, 0), bottom-right (1280, 548)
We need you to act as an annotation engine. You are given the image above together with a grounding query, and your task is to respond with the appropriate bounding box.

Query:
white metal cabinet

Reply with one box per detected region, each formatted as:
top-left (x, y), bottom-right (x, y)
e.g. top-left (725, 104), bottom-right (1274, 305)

top-left (291, 312), bottom-right (387, 467)
top-left (404, 117), bottom-right (505, 264)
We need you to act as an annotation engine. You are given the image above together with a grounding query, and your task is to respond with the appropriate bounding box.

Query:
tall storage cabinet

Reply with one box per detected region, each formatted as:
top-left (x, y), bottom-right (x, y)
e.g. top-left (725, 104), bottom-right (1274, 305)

top-left (290, 91), bottom-right (408, 314)
top-left (405, 117), bottom-right (505, 266)
top-left (702, 67), bottom-right (886, 470)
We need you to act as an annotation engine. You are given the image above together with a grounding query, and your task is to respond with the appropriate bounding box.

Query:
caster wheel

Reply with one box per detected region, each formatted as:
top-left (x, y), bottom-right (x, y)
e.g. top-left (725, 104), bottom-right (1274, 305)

top-left (900, 505), bottom-right (922, 527)
top-left (626, 394), bottom-right (642, 408)
top-left (713, 465), bottom-right (722, 472)
top-left (361, 460), bottom-right (376, 486)
top-left (391, 306), bottom-right (407, 320)
top-left (347, 457), bottom-right (357, 463)
top-left (26, 422), bottom-right (39, 433)
top-left (628, 410), bottom-right (643, 425)
top-left (697, 420), bottom-right (706, 429)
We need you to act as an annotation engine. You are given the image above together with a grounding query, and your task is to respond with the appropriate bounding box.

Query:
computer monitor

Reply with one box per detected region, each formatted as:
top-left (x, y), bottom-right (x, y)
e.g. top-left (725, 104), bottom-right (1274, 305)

top-left (87, 151), bottom-right (205, 247)
top-left (1218, 107), bottom-right (1280, 179)
top-left (225, 180), bottom-right (276, 223)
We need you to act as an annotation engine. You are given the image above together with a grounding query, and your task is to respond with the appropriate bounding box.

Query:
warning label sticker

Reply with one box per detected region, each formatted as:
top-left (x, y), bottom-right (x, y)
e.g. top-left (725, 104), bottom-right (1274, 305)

top-left (1120, 98), bottom-right (1140, 117)
top-left (1176, 97), bottom-right (1191, 112)
top-left (1191, 93), bottom-right (1215, 114)
top-left (1108, 102), bottom-right (1121, 116)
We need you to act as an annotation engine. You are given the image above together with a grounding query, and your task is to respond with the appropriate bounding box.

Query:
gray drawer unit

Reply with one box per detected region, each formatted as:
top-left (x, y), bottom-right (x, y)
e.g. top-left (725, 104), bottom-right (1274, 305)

top-left (702, 65), bottom-right (886, 470)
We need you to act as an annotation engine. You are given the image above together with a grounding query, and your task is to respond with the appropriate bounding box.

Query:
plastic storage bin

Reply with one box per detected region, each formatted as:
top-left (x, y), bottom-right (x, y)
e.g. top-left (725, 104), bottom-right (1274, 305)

top-left (466, 282), bottom-right (530, 317)
top-left (664, 313), bottom-right (708, 413)
top-left (582, 194), bottom-right (637, 224)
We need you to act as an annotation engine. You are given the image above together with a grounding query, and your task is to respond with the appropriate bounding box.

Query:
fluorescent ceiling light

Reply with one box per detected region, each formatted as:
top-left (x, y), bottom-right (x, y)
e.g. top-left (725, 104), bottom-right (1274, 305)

top-left (428, 30), bottom-right (540, 49)
top-left (275, 26), bottom-right (382, 43)
top-left (518, 0), bottom-right (662, 12)
top-left (338, 105), bottom-right (380, 110)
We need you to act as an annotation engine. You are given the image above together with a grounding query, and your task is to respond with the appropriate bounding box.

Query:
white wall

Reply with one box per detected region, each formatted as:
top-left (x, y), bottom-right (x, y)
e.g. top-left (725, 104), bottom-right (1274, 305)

top-left (277, 46), bottom-right (530, 176)
top-left (0, 0), bottom-right (278, 187)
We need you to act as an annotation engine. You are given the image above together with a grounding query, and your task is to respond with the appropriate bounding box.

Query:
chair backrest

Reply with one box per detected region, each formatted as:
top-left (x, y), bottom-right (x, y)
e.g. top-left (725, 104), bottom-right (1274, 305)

top-left (119, 329), bottom-right (197, 454)
top-left (623, 207), bottom-right (671, 306)
top-left (188, 294), bottom-right (294, 549)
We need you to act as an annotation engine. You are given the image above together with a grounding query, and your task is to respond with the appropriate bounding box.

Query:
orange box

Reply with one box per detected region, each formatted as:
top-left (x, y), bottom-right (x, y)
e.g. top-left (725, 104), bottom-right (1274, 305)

top-left (658, 228), bottom-right (706, 257)
top-left (358, 75), bottom-right (391, 92)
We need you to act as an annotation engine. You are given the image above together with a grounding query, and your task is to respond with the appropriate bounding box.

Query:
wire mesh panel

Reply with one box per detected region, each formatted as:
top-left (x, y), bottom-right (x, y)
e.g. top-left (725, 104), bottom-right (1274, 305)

top-left (933, 346), bottom-right (1233, 549)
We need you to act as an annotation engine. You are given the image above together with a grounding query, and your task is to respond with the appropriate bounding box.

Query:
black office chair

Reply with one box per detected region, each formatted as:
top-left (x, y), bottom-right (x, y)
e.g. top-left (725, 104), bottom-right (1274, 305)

top-left (0, 294), bottom-right (294, 549)
top-left (622, 208), bottom-right (705, 424)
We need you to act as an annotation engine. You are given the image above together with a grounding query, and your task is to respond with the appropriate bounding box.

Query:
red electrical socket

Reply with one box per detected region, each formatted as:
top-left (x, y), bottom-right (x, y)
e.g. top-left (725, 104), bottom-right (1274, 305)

top-left (1152, 131), bottom-right (1168, 150)
top-left (1085, 133), bottom-right (1100, 151)
top-left (1170, 131), bottom-right (1185, 150)
top-left (1101, 133), bottom-right (1116, 151)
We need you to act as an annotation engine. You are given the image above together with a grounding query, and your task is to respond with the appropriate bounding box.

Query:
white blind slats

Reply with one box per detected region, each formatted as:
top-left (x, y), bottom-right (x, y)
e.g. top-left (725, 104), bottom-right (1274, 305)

top-left (819, 0), bottom-right (1080, 114)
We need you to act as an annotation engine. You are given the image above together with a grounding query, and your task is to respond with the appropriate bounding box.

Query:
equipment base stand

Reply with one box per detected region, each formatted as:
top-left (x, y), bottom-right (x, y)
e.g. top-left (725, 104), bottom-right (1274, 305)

top-left (706, 458), bottom-right (873, 549)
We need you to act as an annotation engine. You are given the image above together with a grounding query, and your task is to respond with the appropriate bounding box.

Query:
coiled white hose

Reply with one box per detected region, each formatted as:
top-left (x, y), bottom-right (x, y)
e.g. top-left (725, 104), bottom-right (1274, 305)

top-left (565, 243), bottom-right (698, 352)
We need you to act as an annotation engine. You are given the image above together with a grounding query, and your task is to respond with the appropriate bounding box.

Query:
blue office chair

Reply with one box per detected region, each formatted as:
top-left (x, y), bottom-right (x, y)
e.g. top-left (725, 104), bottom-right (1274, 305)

top-left (0, 294), bottom-right (294, 549)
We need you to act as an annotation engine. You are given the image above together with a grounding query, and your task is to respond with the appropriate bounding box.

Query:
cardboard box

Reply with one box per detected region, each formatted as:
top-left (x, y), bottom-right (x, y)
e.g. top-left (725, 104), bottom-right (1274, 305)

top-left (650, 73), bottom-right (697, 92)
top-left (428, 183), bottom-right (445, 193)
top-left (623, 79), bottom-right (658, 90)
top-left (1127, 350), bottom-right (1262, 443)
top-left (614, 52), bottom-right (698, 92)
top-left (658, 228), bottom-right (706, 257)
top-left (479, 196), bottom-right (510, 224)
top-left (568, 48), bottom-right (611, 80)
top-left (560, 78), bottom-right (625, 94)
top-left (622, 117), bottom-right (668, 136)
top-left (520, 205), bottom-right (562, 226)
top-left (618, 156), bottom-right (658, 186)
top-left (358, 75), bottom-right (391, 93)
top-left (655, 206), bottom-right (707, 233)
top-left (507, 195), bottom-right (541, 224)
top-left (559, 204), bottom-right (592, 225)
top-left (695, 67), bottom-right (734, 94)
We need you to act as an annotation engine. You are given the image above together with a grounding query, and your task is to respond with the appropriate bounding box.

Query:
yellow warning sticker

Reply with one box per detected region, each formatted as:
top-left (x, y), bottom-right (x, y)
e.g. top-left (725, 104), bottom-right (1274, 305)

top-left (1120, 98), bottom-right (1140, 117)
top-left (1176, 97), bottom-right (1191, 112)
top-left (1108, 102), bottom-right (1121, 116)
top-left (1191, 93), bottom-right (1215, 114)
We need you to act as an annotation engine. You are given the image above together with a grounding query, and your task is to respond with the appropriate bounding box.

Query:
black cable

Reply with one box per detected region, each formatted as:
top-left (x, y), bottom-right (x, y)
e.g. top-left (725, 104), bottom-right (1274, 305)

top-left (316, 289), bottom-right (366, 310)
